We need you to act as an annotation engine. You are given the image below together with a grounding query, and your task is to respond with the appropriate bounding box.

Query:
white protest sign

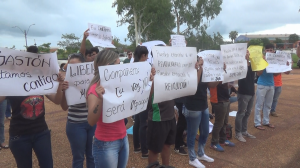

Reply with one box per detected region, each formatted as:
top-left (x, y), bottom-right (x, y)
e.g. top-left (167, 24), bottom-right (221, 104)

top-left (98, 62), bottom-right (152, 123)
top-left (152, 46), bottom-right (197, 103)
top-left (65, 62), bottom-right (94, 105)
top-left (171, 35), bottom-right (186, 47)
top-left (198, 50), bottom-right (224, 82)
top-left (221, 43), bottom-right (248, 83)
top-left (141, 41), bottom-right (166, 65)
top-left (266, 52), bottom-right (291, 73)
top-left (0, 47), bottom-right (59, 96)
top-left (87, 23), bottom-right (116, 48)
top-left (276, 50), bottom-right (292, 71)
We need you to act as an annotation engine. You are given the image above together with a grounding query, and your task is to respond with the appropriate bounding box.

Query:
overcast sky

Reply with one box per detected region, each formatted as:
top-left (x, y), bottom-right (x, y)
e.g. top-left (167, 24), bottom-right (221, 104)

top-left (1, 0), bottom-right (300, 50)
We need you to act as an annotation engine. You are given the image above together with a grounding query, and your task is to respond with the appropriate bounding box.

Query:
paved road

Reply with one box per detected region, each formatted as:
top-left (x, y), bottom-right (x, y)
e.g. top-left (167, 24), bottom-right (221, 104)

top-left (1, 70), bottom-right (300, 168)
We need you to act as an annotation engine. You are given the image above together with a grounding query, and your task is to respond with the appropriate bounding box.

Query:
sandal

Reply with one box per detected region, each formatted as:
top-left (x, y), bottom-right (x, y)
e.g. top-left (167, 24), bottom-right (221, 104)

top-left (263, 124), bottom-right (275, 128)
top-left (255, 126), bottom-right (265, 130)
top-left (0, 144), bottom-right (9, 149)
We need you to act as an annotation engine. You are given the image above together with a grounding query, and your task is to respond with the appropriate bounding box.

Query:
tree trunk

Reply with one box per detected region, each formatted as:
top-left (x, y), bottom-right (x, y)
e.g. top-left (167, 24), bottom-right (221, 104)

top-left (175, 8), bottom-right (180, 34)
top-left (133, 8), bottom-right (139, 46)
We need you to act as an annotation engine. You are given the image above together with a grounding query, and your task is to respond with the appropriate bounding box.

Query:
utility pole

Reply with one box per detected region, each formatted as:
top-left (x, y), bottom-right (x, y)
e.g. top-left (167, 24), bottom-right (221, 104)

top-left (12, 24), bottom-right (35, 48)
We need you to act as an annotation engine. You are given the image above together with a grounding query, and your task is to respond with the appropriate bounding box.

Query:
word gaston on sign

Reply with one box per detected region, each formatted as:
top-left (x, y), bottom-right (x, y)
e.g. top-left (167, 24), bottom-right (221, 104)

top-left (65, 62), bottom-right (95, 106)
top-left (0, 47), bottom-right (60, 96)
top-left (98, 62), bottom-right (152, 123)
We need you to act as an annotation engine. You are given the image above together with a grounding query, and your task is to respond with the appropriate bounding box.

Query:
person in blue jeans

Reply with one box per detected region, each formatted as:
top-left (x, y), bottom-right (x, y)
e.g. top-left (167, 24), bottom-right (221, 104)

top-left (183, 57), bottom-right (217, 168)
top-left (60, 53), bottom-right (96, 168)
top-left (0, 46), bottom-right (64, 168)
top-left (254, 44), bottom-right (276, 130)
top-left (0, 100), bottom-right (9, 149)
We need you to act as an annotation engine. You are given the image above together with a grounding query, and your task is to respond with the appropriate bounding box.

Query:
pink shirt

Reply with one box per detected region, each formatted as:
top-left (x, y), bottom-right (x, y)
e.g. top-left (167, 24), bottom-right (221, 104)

top-left (87, 83), bottom-right (126, 141)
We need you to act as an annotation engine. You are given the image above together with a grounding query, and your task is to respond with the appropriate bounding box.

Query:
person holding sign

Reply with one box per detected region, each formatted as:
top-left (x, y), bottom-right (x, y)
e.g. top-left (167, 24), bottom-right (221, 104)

top-left (86, 50), bottom-right (128, 168)
top-left (235, 50), bottom-right (257, 142)
top-left (0, 46), bottom-right (64, 168)
top-left (183, 56), bottom-right (218, 168)
top-left (60, 54), bottom-right (96, 168)
top-left (132, 46), bottom-right (151, 158)
top-left (254, 44), bottom-right (276, 130)
top-left (79, 29), bottom-right (99, 62)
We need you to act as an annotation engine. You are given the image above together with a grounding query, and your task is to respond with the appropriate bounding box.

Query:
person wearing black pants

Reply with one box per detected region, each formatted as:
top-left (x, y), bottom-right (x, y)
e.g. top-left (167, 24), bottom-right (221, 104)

top-left (133, 110), bottom-right (148, 158)
top-left (174, 100), bottom-right (187, 155)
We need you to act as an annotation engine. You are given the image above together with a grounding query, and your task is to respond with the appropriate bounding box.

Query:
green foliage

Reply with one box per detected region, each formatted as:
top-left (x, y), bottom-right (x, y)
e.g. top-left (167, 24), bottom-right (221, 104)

top-left (248, 39), bottom-right (263, 47)
top-left (229, 31), bottom-right (238, 43)
top-left (289, 34), bottom-right (299, 44)
top-left (172, 0), bottom-right (223, 34)
top-left (273, 38), bottom-right (284, 49)
top-left (57, 33), bottom-right (81, 58)
top-left (38, 43), bottom-right (51, 53)
top-left (260, 38), bottom-right (271, 47)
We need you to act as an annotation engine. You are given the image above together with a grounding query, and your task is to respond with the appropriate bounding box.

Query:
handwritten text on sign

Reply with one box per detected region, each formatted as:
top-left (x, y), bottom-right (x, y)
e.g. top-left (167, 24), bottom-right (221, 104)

top-left (266, 52), bottom-right (291, 73)
top-left (88, 23), bottom-right (116, 48)
top-left (0, 47), bottom-right (59, 96)
top-left (221, 43), bottom-right (248, 83)
top-left (98, 62), bottom-right (152, 123)
top-left (171, 35), bottom-right (186, 47)
top-left (276, 50), bottom-right (293, 71)
top-left (152, 46), bottom-right (197, 103)
top-left (65, 62), bottom-right (95, 106)
top-left (198, 50), bottom-right (224, 82)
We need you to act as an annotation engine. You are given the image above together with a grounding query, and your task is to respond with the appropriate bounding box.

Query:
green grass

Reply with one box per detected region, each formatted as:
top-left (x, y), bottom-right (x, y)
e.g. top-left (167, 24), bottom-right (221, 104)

top-left (292, 53), bottom-right (299, 69)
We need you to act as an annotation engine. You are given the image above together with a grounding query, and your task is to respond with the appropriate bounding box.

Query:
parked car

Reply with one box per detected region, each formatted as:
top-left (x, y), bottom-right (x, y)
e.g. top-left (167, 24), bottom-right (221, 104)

top-left (119, 53), bottom-right (127, 63)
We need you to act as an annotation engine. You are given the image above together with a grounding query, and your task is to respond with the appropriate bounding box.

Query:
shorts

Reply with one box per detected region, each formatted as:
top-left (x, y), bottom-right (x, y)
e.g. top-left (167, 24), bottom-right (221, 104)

top-left (147, 118), bottom-right (176, 153)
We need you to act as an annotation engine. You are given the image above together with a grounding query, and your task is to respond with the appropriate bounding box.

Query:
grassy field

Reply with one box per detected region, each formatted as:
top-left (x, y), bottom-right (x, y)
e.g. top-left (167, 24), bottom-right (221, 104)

top-left (292, 53), bottom-right (299, 69)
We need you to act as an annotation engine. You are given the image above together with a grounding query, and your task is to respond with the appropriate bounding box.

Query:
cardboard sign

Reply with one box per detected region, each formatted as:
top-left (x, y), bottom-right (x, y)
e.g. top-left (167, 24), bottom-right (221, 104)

top-left (171, 35), bottom-right (186, 47)
top-left (98, 62), bottom-right (152, 123)
top-left (0, 47), bottom-right (60, 96)
top-left (221, 43), bottom-right (248, 83)
top-left (88, 23), bottom-right (116, 48)
top-left (65, 62), bottom-right (95, 105)
top-left (248, 45), bottom-right (269, 71)
top-left (152, 46), bottom-right (197, 103)
top-left (198, 50), bottom-right (224, 82)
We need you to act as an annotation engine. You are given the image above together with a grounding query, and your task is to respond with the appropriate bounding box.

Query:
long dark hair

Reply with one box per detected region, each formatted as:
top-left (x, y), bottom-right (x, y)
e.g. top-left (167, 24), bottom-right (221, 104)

top-left (134, 46), bottom-right (148, 62)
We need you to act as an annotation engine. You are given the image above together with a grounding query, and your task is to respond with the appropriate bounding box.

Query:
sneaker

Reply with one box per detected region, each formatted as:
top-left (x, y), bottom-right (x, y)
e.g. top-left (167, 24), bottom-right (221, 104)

top-left (210, 143), bottom-right (224, 152)
top-left (220, 140), bottom-right (235, 147)
top-left (174, 147), bottom-right (188, 155)
top-left (271, 112), bottom-right (278, 117)
top-left (242, 132), bottom-right (256, 139)
top-left (134, 148), bottom-right (141, 153)
top-left (189, 159), bottom-right (205, 168)
top-left (197, 154), bottom-right (214, 162)
top-left (141, 153), bottom-right (148, 159)
top-left (235, 134), bottom-right (246, 142)
top-left (180, 142), bottom-right (187, 148)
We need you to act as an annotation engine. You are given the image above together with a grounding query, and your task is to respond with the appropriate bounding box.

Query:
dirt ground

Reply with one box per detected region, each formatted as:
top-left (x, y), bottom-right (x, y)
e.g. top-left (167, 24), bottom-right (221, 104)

top-left (1, 70), bottom-right (300, 168)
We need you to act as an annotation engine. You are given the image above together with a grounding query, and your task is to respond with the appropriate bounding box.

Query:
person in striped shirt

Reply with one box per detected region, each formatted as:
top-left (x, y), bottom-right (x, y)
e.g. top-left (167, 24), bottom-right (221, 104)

top-left (60, 53), bottom-right (96, 168)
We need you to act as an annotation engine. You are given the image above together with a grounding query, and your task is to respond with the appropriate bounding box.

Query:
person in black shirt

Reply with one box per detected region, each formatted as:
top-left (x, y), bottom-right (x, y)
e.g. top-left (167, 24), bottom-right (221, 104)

top-left (235, 50), bottom-right (256, 142)
top-left (0, 46), bottom-right (64, 168)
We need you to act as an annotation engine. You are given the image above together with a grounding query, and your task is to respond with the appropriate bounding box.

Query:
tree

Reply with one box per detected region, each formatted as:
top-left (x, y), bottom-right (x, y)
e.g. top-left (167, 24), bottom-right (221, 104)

top-left (229, 31), bottom-right (238, 43)
top-left (171, 0), bottom-right (222, 35)
top-left (57, 33), bottom-right (81, 57)
top-left (113, 0), bottom-right (158, 46)
top-left (10, 45), bottom-right (16, 50)
top-left (247, 39), bottom-right (263, 47)
top-left (260, 38), bottom-right (271, 47)
top-left (289, 33), bottom-right (299, 44)
top-left (38, 43), bottom-right (51, 53)
top-left (273, 38), bottom-right (284, 49)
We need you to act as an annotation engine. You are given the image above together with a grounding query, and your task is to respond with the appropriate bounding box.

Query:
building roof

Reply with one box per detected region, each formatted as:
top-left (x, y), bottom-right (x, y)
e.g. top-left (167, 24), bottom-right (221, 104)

top-left (235, 34), bottom-right (299, 42)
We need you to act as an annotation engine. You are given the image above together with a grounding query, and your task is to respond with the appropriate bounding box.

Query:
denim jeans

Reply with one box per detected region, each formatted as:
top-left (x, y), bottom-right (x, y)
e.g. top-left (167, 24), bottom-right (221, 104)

top-left (93, 135), bottom-right (129, 168)
top-left (235, 94), bottom-right (254, 135)
top-left (254, 85), bottom-right (274, 126)
top-left (9, 129), bottom-right (53, 168)
top-left (271, 86), bottom-right (282, 112)
top-left (0, 99), bottom-right (7, 144)
top-left (211, 102), bottom-right (230, 145)
top-left (5, 99), bottom-right (11, 118)
top-left (183, 107), bottom-right (209, 161)
top-left (230, 96), bottom-right (237, 103)
top-left (66, 121), bottom-right (96, 168)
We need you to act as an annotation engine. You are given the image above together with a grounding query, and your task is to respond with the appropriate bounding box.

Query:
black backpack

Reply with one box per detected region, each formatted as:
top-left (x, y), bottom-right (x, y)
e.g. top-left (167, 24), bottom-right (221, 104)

top-left (226, 124), bottom-right (233, 140)
top-left (146, 162), bottom-right (175, 168)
